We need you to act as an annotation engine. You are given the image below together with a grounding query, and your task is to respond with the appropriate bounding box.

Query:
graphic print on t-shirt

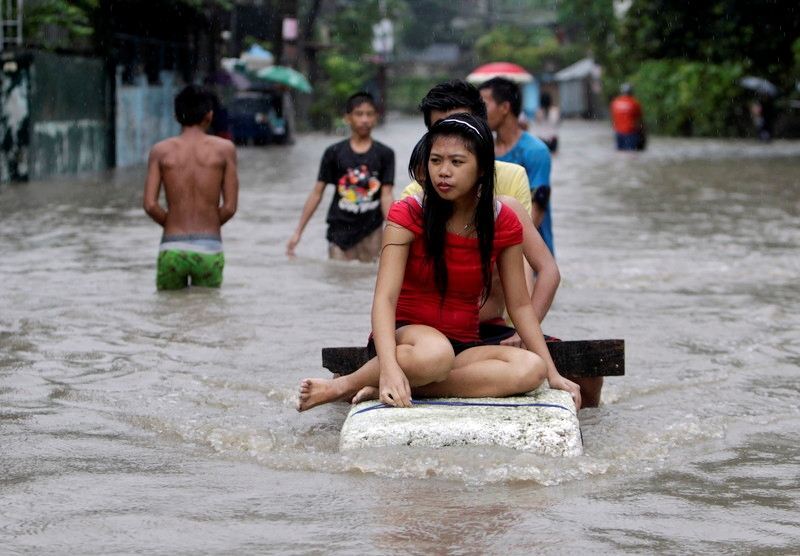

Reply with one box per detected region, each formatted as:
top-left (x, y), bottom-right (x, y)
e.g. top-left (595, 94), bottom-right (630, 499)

top-left (336, 164), bottom-right (382, 214)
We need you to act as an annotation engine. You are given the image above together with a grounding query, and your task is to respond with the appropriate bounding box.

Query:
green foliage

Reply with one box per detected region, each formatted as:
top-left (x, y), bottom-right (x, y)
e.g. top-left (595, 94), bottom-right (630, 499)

top-left (176, 0), bottom-right (232, 8)
top-left (788, 37), bottom-right (800, 107)
top-left (793, 37), bottom-right (800, 78)
top-left (24, 0), bottom-right (98, 48)
top-left (401, 0), bottom-right (559, 50)
top-left (617, 0), bottom-right (800, 88)
top-left (326, 0), bottom-right (406, 53)
top-left (556, 0), bottom-right (616, 64)
top-left (305, 0), bottom-right (408, 129)
top-left (562, 0), bottom-right (800, 136)
top-left (309, 52), bottom-right (375, 129)
top-left (388, 74), bottom-right (450, 113)
top-left (24, 0), bottom-right (231, 51)
top-left (475, 25), bottom-right (583, 73)
top-left (399, 0), bottom-right (462, 50)
top-left (629, 60), bottom-right (746, 136)
top-left (243, 35), bottom-right (272, 52)
top-left (328, 3), bottom-right (380, 55)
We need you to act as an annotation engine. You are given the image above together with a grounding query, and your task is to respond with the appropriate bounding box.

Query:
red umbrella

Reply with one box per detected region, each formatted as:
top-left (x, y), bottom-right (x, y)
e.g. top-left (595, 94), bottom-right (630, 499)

top-left (466, 62), bottom-right (533, 84)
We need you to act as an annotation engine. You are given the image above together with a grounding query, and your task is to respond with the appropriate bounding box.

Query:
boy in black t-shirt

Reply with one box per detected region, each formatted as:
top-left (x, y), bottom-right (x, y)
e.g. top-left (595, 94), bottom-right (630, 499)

top-left (287, 92), bottom-right (395, 262)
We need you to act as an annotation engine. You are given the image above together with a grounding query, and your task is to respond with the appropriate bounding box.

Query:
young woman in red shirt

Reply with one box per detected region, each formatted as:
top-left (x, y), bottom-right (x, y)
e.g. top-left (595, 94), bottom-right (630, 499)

top-left (298, 113), bottom-right (581, 411)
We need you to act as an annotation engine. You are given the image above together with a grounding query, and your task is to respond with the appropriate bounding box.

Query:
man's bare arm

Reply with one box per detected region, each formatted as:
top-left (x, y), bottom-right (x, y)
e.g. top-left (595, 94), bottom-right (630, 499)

top-left (380, 184), bottom-right (393, 218)
top-left (531, 185), bottom-right (551, 229)
top-left (499, 195), bottom-right (560, 322)
top-left (286, 181), bottom-right (326, 256)
top-left (219, 143), bottom-right (239, 225)
top-left (531, 203), bottom-right (544, 228)
top-left (143, 146), bottom-right (167, 226)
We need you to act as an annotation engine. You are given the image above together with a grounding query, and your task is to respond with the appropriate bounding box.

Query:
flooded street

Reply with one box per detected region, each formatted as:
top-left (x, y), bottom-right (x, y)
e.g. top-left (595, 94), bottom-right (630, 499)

top-left (2, 117), bottom-right (799, 553)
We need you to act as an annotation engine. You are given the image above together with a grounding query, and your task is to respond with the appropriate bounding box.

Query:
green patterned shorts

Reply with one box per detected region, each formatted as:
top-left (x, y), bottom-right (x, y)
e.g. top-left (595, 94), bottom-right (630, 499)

top-left (156, 249), bottom-right (225, 290)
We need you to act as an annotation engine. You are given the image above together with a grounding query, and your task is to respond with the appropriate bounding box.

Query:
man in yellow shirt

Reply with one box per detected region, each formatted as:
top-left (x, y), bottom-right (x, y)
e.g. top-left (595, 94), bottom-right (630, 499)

top-left (400, 80), bottom-right (603, 408)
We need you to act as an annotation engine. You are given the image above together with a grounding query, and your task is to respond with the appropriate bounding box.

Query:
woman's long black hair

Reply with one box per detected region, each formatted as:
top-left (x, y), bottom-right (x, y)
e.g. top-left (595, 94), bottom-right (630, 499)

top-left (408, 113), bottom-right (496, 303)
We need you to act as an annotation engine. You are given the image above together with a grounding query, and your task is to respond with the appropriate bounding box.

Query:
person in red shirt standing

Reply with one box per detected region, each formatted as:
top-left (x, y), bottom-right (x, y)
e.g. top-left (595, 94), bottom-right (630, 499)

top-left (610, 83), bottom-right (646, 151)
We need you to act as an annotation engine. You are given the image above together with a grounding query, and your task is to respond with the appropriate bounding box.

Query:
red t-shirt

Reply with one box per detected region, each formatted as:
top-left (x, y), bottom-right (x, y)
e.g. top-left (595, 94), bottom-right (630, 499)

top-left (610, 95), bottom-right (642, 134)
top-left (387, 196), bottom-right (523, 342)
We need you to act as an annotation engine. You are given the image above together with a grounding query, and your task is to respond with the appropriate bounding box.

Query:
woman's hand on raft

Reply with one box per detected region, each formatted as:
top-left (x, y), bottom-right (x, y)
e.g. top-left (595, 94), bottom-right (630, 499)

top-left (549, 373), bottom-right (582, 410)
top-left (379, 364), bottom-right (412, 408)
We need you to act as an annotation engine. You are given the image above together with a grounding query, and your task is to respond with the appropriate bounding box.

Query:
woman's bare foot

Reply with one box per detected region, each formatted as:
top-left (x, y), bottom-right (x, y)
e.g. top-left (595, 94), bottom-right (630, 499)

top-left (297, 378), bottom-right (349, 412)
top-left (351, 386), bottom-right (379, 404)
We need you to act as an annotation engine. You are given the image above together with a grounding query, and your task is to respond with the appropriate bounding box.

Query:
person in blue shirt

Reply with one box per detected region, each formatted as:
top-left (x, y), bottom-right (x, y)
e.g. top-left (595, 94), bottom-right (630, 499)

top-left (479, 78), bottom-right (554, 256)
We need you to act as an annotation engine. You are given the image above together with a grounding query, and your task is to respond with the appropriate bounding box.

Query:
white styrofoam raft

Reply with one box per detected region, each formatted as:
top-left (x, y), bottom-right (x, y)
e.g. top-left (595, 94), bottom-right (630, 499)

top-left (340, 386), bottom-right (582, 457)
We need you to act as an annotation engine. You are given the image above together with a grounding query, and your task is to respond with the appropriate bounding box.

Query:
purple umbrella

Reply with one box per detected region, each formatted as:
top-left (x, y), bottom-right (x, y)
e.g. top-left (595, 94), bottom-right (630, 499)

top-left (209, 68), bottom-right (253, 91)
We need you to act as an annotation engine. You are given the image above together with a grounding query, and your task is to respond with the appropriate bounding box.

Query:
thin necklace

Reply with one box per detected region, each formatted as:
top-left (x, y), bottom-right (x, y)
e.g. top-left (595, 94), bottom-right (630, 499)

top-left (448, 220), bottom-right (474, 235)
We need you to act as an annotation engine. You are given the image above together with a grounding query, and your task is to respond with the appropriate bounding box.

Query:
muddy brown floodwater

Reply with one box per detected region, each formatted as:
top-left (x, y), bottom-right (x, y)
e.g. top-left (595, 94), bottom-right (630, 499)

top-left (2, 117), bottom-right (799, 554)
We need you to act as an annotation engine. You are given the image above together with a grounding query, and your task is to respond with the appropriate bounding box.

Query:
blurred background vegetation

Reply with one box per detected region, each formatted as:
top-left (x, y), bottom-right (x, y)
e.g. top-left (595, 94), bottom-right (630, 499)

top-left (561, 0), bottom-right (800, 136)
top-left (301, 0), bottom-right (800, 136)
top-left (22, 0), bottom-right (800, 136)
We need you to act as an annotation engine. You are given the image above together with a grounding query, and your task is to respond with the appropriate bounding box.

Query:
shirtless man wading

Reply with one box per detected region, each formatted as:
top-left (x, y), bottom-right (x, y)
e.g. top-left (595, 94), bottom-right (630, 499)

top-left (143, 85), bottom-right (239, 290)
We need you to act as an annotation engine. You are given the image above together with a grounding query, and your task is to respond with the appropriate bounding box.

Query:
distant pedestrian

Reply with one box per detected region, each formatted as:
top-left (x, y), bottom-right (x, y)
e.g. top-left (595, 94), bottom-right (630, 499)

top-left (610, 83), bottom-right (646, 151)
top-left (209, 93), bottom-right (232, 141)
top-left (286, 91), bottom-right (395, 262)
top-left (535, 91), bottom-right (560, 153)
top-left (143, 85), bottom-right (239, 290)
top-left (750, 93), bottom-right (776, 142)
top-left (478, 77), bottom-right (555, 256)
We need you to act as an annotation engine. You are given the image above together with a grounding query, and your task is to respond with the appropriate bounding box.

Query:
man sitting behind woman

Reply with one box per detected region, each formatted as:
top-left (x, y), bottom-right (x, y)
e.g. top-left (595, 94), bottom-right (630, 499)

top-left (297, 113), bottom-right (581, 411)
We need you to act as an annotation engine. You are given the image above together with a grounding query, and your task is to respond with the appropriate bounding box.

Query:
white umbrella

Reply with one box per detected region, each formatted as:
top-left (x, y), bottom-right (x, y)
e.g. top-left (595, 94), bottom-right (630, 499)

top-left (241, 44), bottom-right (275, 72)
top-left (739, 76), bottom-right (778, 97)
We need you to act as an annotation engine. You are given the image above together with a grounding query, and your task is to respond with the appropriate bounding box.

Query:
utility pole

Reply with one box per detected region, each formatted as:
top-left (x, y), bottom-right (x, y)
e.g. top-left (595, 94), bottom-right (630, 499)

top-left (0, 0), bottom-right (23, 50)
top-left (296, 0), bottom-right (322, 130)
top-left (479, 0), bottom-right (493, 31)
top-left (372, 2), bottom-right (393, 119)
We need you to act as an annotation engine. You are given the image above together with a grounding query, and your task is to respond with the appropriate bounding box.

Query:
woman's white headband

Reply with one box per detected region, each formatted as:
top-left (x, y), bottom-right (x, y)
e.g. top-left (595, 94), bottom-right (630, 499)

top-left (439, 118), bottom-right (482, 137)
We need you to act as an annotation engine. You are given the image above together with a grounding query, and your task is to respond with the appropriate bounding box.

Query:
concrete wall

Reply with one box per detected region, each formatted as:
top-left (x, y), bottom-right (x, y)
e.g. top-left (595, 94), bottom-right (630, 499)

top-left (115, 70), bottom-right (180, 168)
top-left (28, 51), bottom-right (110, 180)
top-left (0, 51), bottom-right (111, 183)
top-left (558, 77), bottom-right (608, 120)
top-left (30, 119), bottom-right (108, 179)
top-left (559, 79), bottom-right (588, 118)
top-left (0, 52), bottom-right (195, 182)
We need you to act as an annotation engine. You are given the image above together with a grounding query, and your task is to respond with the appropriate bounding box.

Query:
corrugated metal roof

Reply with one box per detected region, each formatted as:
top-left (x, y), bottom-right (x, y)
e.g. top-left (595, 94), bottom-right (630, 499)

top-left (555, 58), bottom-right (601, 81)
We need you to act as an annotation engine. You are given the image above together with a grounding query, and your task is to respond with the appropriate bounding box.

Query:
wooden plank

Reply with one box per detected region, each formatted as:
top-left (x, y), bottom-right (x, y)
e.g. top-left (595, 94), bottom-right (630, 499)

top-left (322, 339), bottom-right (624, 377)
top-left (549, 340), bottom-right (625, 377)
